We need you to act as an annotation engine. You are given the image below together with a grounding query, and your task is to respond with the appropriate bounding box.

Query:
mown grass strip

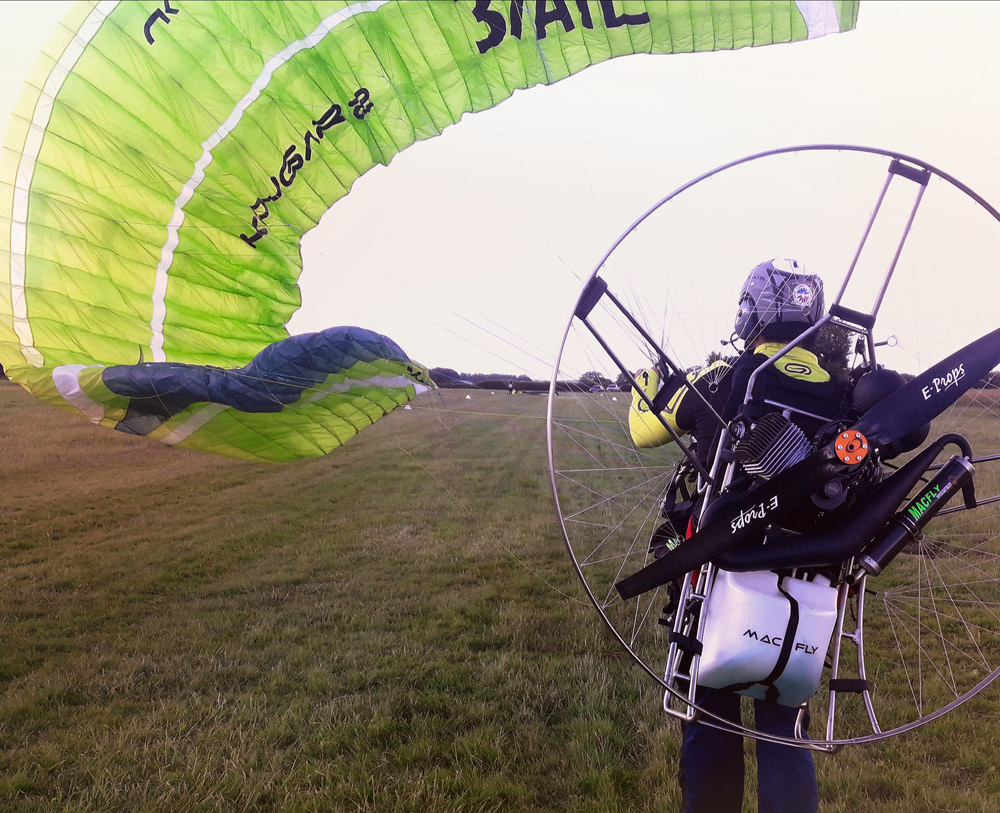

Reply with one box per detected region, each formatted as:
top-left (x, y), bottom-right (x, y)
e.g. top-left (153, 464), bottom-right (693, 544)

top-left (1, 384), bottom-right (999, 811)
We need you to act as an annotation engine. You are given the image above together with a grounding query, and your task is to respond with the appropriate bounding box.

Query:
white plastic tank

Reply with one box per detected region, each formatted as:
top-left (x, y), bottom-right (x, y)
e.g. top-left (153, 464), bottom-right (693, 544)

top-left (696, 569), bottom-right (839, 707)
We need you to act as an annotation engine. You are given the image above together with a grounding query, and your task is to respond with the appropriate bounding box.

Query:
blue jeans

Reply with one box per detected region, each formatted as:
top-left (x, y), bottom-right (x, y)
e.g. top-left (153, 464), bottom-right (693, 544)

top-left (679, 689), bottom-right (818, 813)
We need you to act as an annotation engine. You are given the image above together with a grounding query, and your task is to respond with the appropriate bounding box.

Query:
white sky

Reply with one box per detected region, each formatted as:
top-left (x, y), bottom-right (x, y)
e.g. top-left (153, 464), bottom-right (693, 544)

top-left (3, 1), bottom-right (1000, 379)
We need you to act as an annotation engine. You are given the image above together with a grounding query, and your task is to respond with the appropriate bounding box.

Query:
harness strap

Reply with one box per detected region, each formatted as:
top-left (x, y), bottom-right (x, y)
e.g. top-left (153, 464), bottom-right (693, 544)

top-left (669, 630), bottom-right (704, 656)
top-left (718, 577), bottom-right (800, 704)
top-left (829, 678), bottom-right (870, 693)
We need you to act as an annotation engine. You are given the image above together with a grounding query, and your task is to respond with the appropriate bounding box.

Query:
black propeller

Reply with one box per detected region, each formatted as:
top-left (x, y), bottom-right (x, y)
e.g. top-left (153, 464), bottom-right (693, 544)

top-left (854, 325), bottom-right (1000, 447)
top-left (615, 325), bottom-right (1000, 600)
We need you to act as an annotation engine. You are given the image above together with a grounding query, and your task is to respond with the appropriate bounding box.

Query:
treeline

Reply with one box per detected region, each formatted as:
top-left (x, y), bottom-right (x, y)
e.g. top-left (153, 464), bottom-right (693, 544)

top-left (428, 368), bottom-right (604, 393)
top-left (430, 365), bottom-right (1000, 393)
top-left (429, 368), bottom-right (532, 387)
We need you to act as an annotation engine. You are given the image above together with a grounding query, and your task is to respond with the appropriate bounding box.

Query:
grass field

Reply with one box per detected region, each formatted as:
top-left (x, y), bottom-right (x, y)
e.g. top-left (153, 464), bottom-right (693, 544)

top-left (2, 382), bottom-right (1000, 812)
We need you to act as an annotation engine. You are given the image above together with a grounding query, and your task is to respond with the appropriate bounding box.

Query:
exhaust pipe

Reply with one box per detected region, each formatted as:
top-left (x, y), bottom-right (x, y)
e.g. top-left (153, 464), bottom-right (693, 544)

top-left (856, 454), bottom-right (975, 576)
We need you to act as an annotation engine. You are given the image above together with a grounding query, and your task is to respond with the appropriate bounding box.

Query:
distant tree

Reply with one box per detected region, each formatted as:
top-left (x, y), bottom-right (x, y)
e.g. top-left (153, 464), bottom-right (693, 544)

top-left (704, 350), bottom-right (738, 367)
top-left (429, 366), bottom-right (460, 383)
top-left (811, 323), bottom-right (852, 375)
top-left (579, 370), bottom-right (610, 389)
top-left (615, 370), bottom-right (632, 391)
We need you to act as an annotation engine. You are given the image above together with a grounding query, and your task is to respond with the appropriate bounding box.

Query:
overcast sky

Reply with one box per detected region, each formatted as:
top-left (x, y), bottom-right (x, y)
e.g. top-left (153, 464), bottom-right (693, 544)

top-left (3, 2), bottom-right (1000, 379)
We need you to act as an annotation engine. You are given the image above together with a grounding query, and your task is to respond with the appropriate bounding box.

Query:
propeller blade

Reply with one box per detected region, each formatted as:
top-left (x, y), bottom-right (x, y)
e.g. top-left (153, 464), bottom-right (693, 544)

top-left (615, 448), bottom-right (842, 599)
top-left (856, 325), bottom-right (1000, 448)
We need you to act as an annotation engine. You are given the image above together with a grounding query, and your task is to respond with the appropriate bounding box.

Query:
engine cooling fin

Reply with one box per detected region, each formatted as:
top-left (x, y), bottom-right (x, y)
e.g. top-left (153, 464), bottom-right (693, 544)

top-left (735, 413), bottom-right (812, 480)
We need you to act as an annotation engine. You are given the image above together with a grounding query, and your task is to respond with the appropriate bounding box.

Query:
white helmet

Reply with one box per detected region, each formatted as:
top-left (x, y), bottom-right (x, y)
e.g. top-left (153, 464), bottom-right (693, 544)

top-left (734, 258), bottom-right (824, 343)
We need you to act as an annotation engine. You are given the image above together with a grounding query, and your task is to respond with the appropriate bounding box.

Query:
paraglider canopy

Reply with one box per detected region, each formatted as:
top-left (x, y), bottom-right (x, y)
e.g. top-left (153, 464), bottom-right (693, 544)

top-left (0, 1), bottom-right (858, 460)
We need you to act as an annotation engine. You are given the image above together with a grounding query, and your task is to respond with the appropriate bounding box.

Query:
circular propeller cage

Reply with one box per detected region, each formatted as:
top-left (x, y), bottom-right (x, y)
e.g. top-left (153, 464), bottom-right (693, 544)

top-left (547, 145), bottom-right (1000, 750)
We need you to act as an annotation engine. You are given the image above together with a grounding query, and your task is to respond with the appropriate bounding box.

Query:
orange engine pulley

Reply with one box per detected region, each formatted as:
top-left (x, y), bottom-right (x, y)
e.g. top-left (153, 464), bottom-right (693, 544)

top-left (835, 430), bottom-right (869, 465)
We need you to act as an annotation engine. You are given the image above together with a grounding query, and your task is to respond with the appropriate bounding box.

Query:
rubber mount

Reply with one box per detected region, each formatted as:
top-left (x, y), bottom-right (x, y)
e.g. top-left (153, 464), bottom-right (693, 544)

top-left (835, 430), bottom-right (869, 464)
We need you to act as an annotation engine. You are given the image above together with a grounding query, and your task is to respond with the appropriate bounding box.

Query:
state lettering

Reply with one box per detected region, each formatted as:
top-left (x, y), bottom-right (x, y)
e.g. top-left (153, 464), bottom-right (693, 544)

top-left (472, 0), bottom-right (650, 55)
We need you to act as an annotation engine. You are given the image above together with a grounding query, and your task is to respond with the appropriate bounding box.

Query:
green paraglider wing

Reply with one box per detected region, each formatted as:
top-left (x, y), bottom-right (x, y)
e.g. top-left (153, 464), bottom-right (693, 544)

top-left (0, 0), bottom-right (859, 461)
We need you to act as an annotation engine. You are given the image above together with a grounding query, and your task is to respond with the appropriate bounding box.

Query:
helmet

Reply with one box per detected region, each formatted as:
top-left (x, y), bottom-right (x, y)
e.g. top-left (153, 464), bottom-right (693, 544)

top-left (734, 258), bottom-right (824, 343)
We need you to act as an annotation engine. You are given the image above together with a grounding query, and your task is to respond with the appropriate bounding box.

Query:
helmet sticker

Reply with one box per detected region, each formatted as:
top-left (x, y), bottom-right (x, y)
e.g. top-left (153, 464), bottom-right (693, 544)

top-left (791, 282), bottom-right (814, 308)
